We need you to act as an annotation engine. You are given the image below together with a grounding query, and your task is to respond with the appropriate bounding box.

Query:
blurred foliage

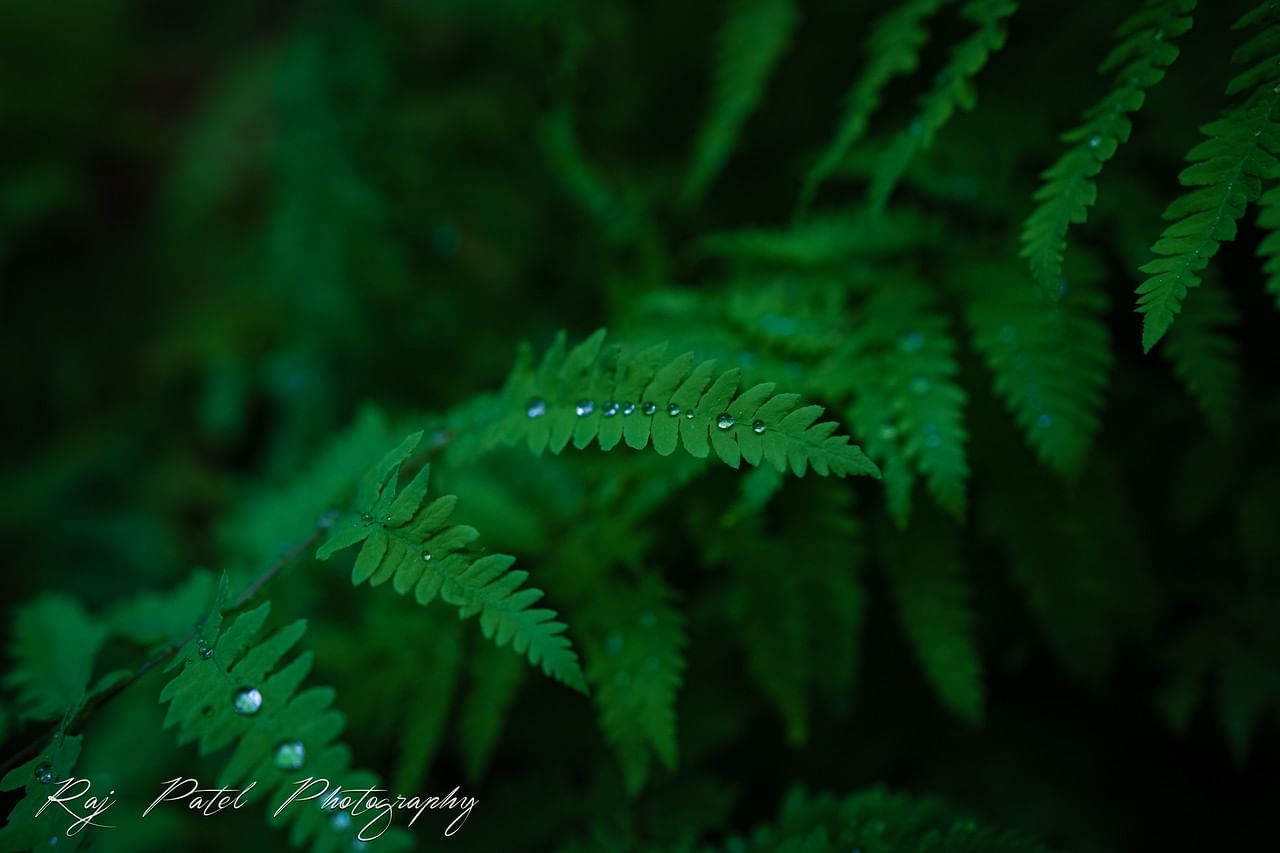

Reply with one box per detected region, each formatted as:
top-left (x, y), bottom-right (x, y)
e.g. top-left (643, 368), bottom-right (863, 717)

top-left (3, 0), bottom-right (1280, 850)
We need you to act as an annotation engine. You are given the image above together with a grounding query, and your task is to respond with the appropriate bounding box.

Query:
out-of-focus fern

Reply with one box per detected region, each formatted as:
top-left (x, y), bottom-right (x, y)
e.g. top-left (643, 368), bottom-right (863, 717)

top-left (1255, 182), bottom-right (1280, 307)
top-left (1136, 2), bottom-right (1280, 351)
top-left (4, 596), bottom-right (105, 721)
top-left (830, 285), bottom-right (969, 524)
top-left (869, 0), bottom-right (1018, 210)
top-left (798, 0), bottom-right (949, 213)
top-left (1021, 0), bottom-right (1193, 299)
top-left (1162, 284), bottom-right (1240, 437)
top-left (684, 0), bottom-right (797, 203)
top-left (159, 595), bottom-right (412, 850)
top-left (316, 430), bottom-right (588, 692)
top-left (494, 329), bottom-right (880, 479)
top-left (965, 260), bottom-right (1111, 475)
top-left (581, 573), bottom-right (686, 793)
top-left (880, 515), bottom-right (983, 723)
top-left (457, 640), bottom-right (526, 783)
top-left (719, 785), bottom-right (1047, 852)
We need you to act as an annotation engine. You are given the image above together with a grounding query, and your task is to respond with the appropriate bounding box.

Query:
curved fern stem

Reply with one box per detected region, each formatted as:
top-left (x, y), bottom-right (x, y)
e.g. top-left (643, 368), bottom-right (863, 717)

top-left (1022, 0), bottom-right (1194, 300)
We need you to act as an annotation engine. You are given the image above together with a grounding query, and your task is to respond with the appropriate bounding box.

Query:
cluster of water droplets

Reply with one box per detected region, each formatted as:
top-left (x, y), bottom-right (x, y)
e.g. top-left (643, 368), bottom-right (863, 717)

top-left (34, 762), bottom-right (53, 784)
top-left (195, 637), bottom-right (214, 660)
top-left (525, 397), bottom-right (764, 434)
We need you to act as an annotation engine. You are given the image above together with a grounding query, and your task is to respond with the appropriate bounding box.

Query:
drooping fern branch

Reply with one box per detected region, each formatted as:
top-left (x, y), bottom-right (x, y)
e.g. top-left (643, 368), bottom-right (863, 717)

top-left (316, 430), bottom-right (588, 692)
top-left (1136, 1), bottom-right (1280, 351)
top-left (869, 0), bottom-right (1018, 211)
top-left (797, 0), bottom-right (949, 214)
top-left (580, 572), bottom-right (686, 793)
top-left (683, 0), bottom-right (797, 204)
top-left (1162, 282), bottom-right (1240, 438)
top-left (160, 591), bottom-right (412, 849)
top-left (1021, 0), bottom-right (1194, 299)
top-left (493, 329), bottom-right (881, 479)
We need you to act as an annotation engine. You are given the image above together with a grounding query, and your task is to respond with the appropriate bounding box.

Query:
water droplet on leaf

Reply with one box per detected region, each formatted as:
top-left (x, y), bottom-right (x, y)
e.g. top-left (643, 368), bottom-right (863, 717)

top-left (232, 687), bottom-right (263, 716)
top-left (526, 398), bottom-right (547, 419)
top-left (274, 740), bottom-right (306, 770)
top-left (421, 550), bottom-right (432, 561)
top-left (716, 413), bottom-right (735, 430)
top-left (622, 402), bottom-right (636, 415)
top-left (685, 408), bottom-right (696, 419)
top-left (667, 403), bottom-right (681, 417)
top-left (34, 764), bottom-right (52, 784)
top-left (602, 401), bottom-right (620, 417)
top-left (752, 420), bottom-right (766, 434)
top-left (1088, 134), bottom-right (1102, 149)
top-left (642, 402), bottom-right (657, 416)
top-left (331, 811), bottom-right (351, 830)
top-left (575, 400), bottom-right (595, 417)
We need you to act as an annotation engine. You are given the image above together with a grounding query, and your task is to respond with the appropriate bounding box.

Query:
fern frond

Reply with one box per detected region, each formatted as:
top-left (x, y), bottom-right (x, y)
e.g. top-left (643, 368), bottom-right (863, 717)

top-left (836, 286), bottom-right (969, 523)
top-left (881, 516), bottom-right (983, 723)
top-left (1255, 183), bottom-right (1280, 307)
top-left (966, 263), bottom-right (1112, 475)
top-left (1136, 3), bottom-right (1280, 351)
top-left (699, 207), bottom-right (944, 267)
top-left (582, 574), bottom-right (686, 793)
top-left (683, 0), bottom-right (797, 203)
top-left (159, 598), bottom-right (412, 849)
top-left (0, 732), bottom-right (84, 852)
top-left (1021, 0), bottom-right (1193, 299)
top-left (494, 329), bottom-right (880, 479)
top-left (869, 0), bottom-right (1018, 211)
top-left (106, 570), bottom-right (217, 646)
top-left (457, 640), bottom-right (526, 782)
top-left (316, 431), bottom-right (588, 692)
top-left (723, 785), bottom-right (1047, 852)
top-left (1162, 284), bottom-right (1240, 437)
top-left (4, 596), bottom-right (105, 721)
top-left (798, 0), bottom-right (949, 213)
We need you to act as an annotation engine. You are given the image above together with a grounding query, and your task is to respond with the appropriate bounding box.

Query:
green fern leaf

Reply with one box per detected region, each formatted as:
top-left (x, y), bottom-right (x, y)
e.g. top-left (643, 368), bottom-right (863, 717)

top-left (966, 261), bottom-right (1112, 475)
top-left (158, 599), bottom-right (412, 849)
top-left (1022, 0), bottom-right (1193, 299)
top-left (1136, 3), bottom-right (1280, 351)
top-left (684, 0), bottom-right (797, 203)
top-left (106, 570), bottom-right (217, 647)
top-left (1162, 284), bottom-right (1240, 437)
top-left (798, 0), bottom-right (949, 213)
top-left (582, 574), bottom-right (686, 793)
top-left (881, 516), bottom-right (983, 723)
top-left (4, 596), bottom-right (105, 721)
top-left (316, 431), bottom-right (587, 693)
top-left (495, 329), bottom-right (880, 479)
top-left (0, 733), bottom-right (85, 852)
top-left (1255, 183), bottom-right (1280, 308)
top-left (457, 640), bottom-right (526, 783)
top-left (836, 285), bottom-right (969, 523)
top-left (869, 0), bottom-right (1018, 210)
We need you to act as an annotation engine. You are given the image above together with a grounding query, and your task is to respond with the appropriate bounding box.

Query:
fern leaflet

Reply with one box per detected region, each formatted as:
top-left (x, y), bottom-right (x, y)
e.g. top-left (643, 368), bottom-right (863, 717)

top-left (869, 0), bottom-right (1018, 211)
top-left (494, 329), bottom-right (880, 479)
top-left (316, 431), bottom-right (588, 692)
top-left (1136, 2), bottom-right (1280, 351)
top-left (159, 595), bottom-right (412, 849)
top-left (683, 0), bottom-right (797, 203)
top-left (798, 0), bottom-right (949, 214)
top-left (1022, 0), bottom-right (1193, 299)
top-left (0, 732), bottom-right (84, 852)
top-left (1255, 182), bottom-right (1280, 308)
top-left (5, 596), bottom-right (105, 722)
top-left (1162, 284), bottom-right (1240, 437)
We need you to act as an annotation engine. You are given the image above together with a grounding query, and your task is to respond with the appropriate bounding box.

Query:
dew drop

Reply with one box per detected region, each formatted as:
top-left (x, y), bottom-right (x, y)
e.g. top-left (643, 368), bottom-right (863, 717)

top-left (46, 837), bottom-right (57, 848)
top-left (34, 764), bottom-right (52, 784)
top-left (421, 550), bottom-right (433, 561)
top-left (200, 646), bottom-right (214, 660)
top-left (716, 413), bottom-right (735, 430)
top-left (667, 403), bottom-right (681, 417)
top-left (274, 740), bottom-right (306, 770)
top-left (911, 376), bottom-right (931, 395)
top-left (525, 398), bottom-right (547, 419)
top-left (622, 402), bottom-right (636, 416)
top-left (642, 402), bottom-right (658, 416)
top-left (605, 633), bottom-right (624, 656)
top-left (602, 401), bottom-right (620, 417)
top-left (1088, 134), bottom-right (1102, 149)
top-left (1058, 275), bottom-right (1068, 297)
top-left (900, 331), bottom-right (925, 353)
top-left (331, 811), bottom-right (351, 830)
top-left (232, 687), bottom-right (263, 716)
top-left (1037, 413), bottom-right (1053, 429)
top-left (685, 408), bottom-right (696, 420)
top-left (360, 512), bottom-right (373, 525)
top-left (752, 420), bottom-right (766, 434)
top-left (575, 399), bottom-right (595, 417)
